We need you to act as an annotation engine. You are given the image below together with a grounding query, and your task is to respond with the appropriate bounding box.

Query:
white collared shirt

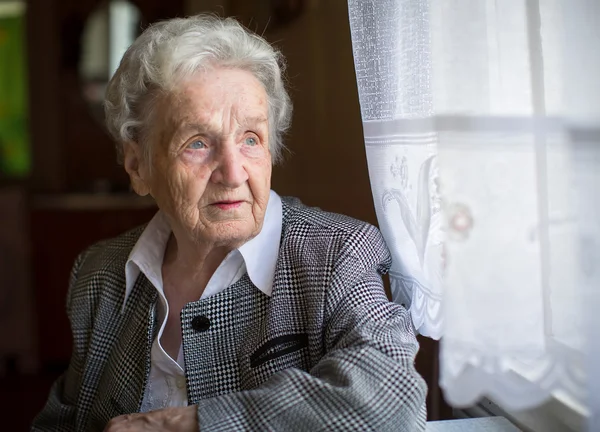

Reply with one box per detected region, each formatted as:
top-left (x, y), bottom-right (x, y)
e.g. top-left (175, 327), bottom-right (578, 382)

top-left (123, 191), bottom-right (283, 412)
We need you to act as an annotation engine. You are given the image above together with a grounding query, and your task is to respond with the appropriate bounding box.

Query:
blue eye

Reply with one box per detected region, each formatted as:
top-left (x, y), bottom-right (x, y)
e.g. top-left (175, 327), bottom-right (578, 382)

top-left (188, 139), bottom-right (206, 150)
top-left (245, 136), bottom-right (257, 146)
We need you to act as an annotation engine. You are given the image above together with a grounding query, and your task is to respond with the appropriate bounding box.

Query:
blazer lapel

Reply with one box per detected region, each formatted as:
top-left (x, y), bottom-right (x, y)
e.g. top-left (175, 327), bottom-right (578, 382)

top-left (87, 274), bottom-right (157, 428)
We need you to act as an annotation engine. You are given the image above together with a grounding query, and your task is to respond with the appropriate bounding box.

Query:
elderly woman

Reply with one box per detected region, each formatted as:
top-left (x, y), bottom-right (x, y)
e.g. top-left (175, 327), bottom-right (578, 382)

top-left (32, 14), bottom-right (427, 432)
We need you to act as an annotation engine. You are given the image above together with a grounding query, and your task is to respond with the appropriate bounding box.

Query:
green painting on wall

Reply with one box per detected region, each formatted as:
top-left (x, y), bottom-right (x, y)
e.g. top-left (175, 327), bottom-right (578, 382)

top-left (0, 8), bottom-right (30, 177)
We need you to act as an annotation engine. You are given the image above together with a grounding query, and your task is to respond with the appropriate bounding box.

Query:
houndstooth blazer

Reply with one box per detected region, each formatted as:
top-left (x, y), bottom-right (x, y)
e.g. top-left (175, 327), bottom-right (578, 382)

top-left (32, 196), bottom-right (428, 431)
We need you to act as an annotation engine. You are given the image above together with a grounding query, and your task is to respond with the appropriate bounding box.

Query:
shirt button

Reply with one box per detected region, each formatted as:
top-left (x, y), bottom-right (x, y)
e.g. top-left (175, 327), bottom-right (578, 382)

top-left (191, 315), bottom-right (211, 332)
top-left (175, 376), bottom-right (186, 390)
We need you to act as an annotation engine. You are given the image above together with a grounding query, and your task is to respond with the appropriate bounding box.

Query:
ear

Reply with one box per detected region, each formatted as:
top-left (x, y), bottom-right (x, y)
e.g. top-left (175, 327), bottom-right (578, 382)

top-left (123, 141), bottom-right (150, 196)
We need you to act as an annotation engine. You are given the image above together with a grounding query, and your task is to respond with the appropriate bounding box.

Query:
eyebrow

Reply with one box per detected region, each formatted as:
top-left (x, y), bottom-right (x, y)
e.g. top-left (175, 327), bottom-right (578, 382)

top-left (177, 122), bottom-right (211, 135)
top-left (241, 116), bottom-right (268, 126)
top-left (176, 116), bottom-right (268, 136)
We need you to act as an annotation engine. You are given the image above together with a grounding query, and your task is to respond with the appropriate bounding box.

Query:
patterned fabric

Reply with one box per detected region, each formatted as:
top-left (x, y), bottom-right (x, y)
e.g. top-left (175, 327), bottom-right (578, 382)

top-left (134, 190), bottom-right (282, 412)
top-left (32, 197), bottom-right (427, 431)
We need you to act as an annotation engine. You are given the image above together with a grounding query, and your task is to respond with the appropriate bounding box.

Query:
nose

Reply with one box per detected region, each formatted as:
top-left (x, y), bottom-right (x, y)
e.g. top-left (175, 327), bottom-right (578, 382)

top-left (210, 141), bottom-right (248, 187)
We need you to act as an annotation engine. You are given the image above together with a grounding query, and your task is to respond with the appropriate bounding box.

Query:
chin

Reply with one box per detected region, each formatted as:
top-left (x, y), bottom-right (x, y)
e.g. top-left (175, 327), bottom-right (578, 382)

top-left (202, 221), bottom-right (257, 247)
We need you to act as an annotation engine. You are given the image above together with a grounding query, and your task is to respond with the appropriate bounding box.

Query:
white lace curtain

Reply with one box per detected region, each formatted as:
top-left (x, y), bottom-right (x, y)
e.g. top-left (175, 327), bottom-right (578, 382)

top-left (348, 0), bottom-right (600, 427)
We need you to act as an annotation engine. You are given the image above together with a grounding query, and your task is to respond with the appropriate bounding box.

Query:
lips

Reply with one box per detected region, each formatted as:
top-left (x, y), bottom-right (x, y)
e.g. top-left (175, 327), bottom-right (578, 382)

top-left (211, 200), bottom-right (244, 210)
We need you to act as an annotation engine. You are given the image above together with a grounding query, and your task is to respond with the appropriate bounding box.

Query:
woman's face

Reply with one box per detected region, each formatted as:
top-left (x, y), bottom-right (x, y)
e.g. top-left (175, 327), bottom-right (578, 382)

top-left (125, 67), bottom-right (273, 248)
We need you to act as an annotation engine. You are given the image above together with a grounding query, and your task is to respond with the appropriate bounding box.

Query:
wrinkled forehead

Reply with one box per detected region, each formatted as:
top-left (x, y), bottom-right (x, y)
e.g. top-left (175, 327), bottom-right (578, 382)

top-left (162, 68), bottom-right (269, 131)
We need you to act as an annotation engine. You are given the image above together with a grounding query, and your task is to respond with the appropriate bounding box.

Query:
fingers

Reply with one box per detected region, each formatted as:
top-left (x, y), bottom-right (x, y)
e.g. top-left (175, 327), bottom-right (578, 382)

top-left (103, 413), bottom-right (143, 431)
top-left (103, 406), bottom-right (197, 432)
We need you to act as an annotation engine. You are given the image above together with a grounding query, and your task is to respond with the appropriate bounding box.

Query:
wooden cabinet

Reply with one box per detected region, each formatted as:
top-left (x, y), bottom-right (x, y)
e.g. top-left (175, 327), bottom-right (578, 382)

top-left (27, 0), bottom-right (184, 193)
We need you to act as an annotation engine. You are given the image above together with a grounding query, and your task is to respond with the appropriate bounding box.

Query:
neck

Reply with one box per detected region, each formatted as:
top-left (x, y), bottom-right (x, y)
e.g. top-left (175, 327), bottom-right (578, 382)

top-left (162, 231), bottom-right (232, 301)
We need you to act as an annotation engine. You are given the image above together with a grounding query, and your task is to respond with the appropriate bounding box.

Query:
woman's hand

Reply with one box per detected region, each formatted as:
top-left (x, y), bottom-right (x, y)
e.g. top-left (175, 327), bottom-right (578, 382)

top-left (104, 406), bottom-right (198, 432)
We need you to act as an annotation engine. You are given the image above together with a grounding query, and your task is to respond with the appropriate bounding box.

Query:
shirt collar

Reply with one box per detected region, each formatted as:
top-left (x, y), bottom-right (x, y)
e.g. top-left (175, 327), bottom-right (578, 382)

top-left (123, 190), bottom-right (283, 311)
top-left (238, 190), bottom-right (282, 296)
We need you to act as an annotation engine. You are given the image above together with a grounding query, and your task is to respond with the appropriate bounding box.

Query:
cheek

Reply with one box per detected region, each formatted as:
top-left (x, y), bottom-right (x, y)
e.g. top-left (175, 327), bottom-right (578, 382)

top-left (262, 162), bottom-right (272, 186)
top-left (241, 145), bottom-right (267, 160)
top-left (258, 155), bottom-right (272, 181)
top-left (179, 167), bottom-right (211, 199)
top-left (247, 159), bottom-right (272, 197)
top-left (160, 164), bottom-right (212, 206)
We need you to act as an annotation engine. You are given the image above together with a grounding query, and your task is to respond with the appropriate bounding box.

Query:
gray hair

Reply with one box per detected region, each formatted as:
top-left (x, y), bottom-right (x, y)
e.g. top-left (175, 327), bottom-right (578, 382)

top-left (104, 14), bottom-right (292, 164)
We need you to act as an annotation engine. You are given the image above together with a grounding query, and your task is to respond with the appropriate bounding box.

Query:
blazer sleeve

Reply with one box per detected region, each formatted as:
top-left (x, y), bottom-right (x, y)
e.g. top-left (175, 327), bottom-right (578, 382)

top-left (194, 224), bottom-right (428, 431)
top-left (31, 252), bottom-right (88, 432)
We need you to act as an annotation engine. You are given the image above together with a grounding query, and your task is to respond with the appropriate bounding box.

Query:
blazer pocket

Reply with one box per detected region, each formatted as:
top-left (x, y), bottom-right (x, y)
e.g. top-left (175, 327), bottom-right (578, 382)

top-left (250, 333), bottom-right (309, 368)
